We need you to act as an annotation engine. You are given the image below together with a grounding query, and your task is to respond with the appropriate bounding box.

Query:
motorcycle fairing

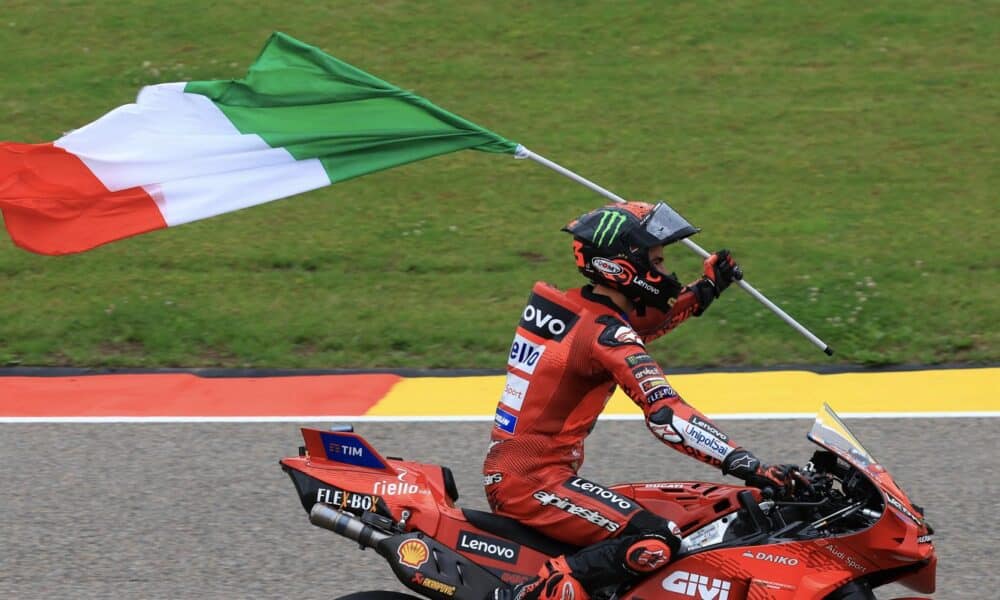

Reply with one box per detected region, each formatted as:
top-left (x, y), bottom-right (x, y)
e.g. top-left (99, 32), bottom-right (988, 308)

top-left (300, 428), bottom-right (396, 473)
top-left (283, 428), bottom-right (558, 581)
top-left (807, 404), bottom-right (935, 594)
top-left (375, 531), bottom-right (501, 600)
top-left (284, 406), bottom-right (938, 599)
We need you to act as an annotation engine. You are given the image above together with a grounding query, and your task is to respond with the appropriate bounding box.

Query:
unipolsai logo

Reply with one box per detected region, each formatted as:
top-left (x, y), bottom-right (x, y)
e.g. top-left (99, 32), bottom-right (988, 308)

top-left (662, 570), bottom-right (731, 599)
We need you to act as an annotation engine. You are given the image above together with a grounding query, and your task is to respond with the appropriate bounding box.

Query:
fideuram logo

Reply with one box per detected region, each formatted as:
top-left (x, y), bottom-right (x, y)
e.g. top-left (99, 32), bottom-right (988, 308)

top-left (594, 211), bottom-right (627, 247)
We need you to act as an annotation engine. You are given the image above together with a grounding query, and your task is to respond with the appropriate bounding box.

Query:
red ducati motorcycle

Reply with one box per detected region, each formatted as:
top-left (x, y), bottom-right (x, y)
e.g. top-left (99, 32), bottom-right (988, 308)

top-left (280, 404), bottom-right (935, 599)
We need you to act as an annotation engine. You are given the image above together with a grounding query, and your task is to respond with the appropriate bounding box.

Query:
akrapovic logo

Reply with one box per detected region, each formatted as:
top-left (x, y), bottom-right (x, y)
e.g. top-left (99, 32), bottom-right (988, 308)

top-left (562, 477), bottom-right (637, 515)
top-left (458, 530), bottom-right (520, 564)
top-left (519, 294), bottom-right (578, 341)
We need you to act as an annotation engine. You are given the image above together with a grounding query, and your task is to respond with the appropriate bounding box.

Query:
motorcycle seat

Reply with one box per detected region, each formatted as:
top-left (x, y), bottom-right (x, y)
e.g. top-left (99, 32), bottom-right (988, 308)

top-left (462, 508), bottom-right (582, 557)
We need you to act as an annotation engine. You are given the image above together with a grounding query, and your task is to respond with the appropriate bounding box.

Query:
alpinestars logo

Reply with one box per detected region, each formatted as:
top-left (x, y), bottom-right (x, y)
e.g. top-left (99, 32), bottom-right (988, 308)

top-left (593, 210), bottom-right (627, 247)
top-left (662, 571), bottom-right (731, 600)
top-left (533, 490), bottom-right (620, 532)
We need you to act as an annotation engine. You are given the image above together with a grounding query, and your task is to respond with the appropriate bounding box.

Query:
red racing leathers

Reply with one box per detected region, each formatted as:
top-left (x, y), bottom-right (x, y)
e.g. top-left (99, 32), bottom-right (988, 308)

top-left (483, 281), bottom-right (743, 547)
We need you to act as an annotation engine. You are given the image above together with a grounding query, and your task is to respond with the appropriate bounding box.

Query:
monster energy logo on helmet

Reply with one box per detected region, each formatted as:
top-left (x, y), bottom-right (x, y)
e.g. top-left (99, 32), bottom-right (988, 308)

top-left (593, 210), bottom-right (627, 247)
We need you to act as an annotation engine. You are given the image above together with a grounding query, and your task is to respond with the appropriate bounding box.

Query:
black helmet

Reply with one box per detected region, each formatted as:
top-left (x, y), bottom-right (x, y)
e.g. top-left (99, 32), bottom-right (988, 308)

top-left (563, 201), bottom-right (700, 312)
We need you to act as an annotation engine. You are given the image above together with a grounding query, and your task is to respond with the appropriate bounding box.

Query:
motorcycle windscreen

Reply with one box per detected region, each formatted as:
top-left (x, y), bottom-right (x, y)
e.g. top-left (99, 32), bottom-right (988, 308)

top-left (807, 403), bottom-right (879, 471)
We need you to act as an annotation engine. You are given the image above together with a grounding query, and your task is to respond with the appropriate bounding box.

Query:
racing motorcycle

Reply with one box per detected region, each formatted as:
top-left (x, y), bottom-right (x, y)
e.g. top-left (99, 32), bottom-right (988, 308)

top-left (280, 404), bottom-right (936, 599)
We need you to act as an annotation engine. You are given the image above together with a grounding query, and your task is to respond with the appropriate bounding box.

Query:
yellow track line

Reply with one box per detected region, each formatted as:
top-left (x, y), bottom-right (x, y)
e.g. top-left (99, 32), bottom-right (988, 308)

top-left (366, 367), bottom-right (999, 418)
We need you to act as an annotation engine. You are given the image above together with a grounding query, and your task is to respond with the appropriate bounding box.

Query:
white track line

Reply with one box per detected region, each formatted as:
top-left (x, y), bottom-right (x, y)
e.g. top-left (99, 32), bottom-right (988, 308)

top-left (1, 411), bottom-right (997, 424)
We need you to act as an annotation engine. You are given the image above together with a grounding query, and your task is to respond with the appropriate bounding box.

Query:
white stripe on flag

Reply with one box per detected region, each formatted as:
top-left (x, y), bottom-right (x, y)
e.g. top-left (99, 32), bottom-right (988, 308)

top-left (54, 82), bottom-right (330, 226)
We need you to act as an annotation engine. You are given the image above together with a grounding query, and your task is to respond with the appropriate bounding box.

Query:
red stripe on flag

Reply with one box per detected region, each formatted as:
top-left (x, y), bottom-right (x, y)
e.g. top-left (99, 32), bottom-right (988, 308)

top-left (0, 142), bottom-right (167, 255)
top-left (0, 374), bottom-right (402, 417)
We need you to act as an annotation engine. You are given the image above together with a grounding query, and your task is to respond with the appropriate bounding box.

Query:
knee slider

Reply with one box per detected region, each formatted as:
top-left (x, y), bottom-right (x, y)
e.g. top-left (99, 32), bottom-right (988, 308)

top-left (622, 535), bottom-right (673, 573)
top-left (624, 511), bottom-right (682, 554)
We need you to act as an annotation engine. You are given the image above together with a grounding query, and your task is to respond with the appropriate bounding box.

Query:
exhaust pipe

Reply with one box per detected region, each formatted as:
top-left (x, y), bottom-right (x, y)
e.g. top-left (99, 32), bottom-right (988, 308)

top-left (309, 503), bottom-right (391, 549)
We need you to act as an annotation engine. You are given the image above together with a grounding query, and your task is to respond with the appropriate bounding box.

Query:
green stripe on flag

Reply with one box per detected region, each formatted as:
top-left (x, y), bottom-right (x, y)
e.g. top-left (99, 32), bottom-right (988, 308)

top-left (185, 31), bottom-right (517, 183)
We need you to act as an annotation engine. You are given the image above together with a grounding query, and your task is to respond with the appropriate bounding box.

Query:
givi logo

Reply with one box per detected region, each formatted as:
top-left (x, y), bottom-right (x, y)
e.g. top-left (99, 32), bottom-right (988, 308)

top-left (662, 570), bottom-right (731, 599)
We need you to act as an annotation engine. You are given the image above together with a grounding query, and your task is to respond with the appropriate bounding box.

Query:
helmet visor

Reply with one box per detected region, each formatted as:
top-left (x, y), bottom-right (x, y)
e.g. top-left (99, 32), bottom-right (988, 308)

top-left (640, 202), bottom-right (700, 246)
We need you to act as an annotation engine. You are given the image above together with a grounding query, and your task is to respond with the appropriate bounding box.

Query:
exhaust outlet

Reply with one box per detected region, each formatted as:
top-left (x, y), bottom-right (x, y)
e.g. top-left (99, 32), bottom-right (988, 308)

top-left (309, 503), bottom-right (391, 549)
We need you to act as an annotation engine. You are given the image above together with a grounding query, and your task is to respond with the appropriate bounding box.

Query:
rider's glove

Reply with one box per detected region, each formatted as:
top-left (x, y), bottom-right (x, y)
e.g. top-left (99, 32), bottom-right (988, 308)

top-left (722, 449), bottom-right (805, 498)
top-left (702, 249), bottom-right (741, 297)
top-left (691, 250), bottom-right (742, 316)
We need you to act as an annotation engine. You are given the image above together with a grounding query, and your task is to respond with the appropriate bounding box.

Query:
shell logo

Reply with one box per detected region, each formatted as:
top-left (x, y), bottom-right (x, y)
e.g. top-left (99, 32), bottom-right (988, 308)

top-left (397, 539), bottom-right (430, 569)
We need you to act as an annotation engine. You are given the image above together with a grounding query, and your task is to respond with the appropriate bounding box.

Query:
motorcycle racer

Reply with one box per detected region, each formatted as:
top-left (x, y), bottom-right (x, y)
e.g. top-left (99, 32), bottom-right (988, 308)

top-left (485, 202), bottom-right (803, 600)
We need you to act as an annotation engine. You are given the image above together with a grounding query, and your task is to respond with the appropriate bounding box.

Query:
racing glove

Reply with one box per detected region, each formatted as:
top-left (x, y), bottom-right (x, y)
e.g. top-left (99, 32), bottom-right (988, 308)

top-left (691, 250), bottom-right (741, 315)
top-left (722, 449), bottom-right (805, 498)
top-left (702, 249), bottom-right (741, 297)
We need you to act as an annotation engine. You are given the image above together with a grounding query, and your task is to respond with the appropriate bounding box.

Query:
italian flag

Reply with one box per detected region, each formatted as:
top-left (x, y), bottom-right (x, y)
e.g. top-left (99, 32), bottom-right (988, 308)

top-left (0, 32), bottom-right (518, 255)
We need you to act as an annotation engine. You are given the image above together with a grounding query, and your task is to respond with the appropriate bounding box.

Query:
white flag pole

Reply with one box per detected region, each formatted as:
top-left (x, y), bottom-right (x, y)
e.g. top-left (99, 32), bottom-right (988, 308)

top-left (514, 145), bottom-right (834, 356)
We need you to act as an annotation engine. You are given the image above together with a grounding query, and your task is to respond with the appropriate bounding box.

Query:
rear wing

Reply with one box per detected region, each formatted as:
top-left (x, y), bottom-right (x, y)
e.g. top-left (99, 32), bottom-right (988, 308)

top-left (300, 427), bottom-right (397, 474)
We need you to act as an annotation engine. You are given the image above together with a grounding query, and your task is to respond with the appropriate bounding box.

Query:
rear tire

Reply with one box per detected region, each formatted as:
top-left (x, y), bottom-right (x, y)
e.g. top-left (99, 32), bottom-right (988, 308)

top-left (335, 592), bottom-right (424, 600)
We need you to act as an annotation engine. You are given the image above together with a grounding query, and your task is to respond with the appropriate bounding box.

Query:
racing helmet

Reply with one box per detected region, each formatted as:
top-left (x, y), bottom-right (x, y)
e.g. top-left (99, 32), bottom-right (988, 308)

top-left (562, 201), bottom-right (700, 312)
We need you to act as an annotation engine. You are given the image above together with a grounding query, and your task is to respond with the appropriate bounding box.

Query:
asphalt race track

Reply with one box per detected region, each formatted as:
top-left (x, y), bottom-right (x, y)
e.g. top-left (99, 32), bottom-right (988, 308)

top-left (2, 418), bottom-right (995, 599)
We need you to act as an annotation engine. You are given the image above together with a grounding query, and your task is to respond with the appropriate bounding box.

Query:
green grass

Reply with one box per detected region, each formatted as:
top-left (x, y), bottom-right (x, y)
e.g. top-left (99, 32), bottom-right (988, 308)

top-left (1, 0), bottom-right (997, 369)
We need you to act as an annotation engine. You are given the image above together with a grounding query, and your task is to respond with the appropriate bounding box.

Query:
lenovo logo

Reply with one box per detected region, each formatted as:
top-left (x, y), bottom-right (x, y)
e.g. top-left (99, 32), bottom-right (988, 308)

top-left (519, 295), bottom-right (578, 341)
top-left (458, 530), bottom-right (520, 564)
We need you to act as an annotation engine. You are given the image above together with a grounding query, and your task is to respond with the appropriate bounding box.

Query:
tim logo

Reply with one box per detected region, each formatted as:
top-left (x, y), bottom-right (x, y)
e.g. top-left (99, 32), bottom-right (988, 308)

top-left (319, 432), bottom-right (387, 469)
top-left (519, 294), bottom-right (578, 341)
top-left (662, 571), bottom-right (731, 599)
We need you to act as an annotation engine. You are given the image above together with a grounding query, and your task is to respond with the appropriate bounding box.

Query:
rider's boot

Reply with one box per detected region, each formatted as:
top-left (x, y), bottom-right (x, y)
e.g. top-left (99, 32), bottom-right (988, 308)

top-left (492, 556), bottom-right (587, 600)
